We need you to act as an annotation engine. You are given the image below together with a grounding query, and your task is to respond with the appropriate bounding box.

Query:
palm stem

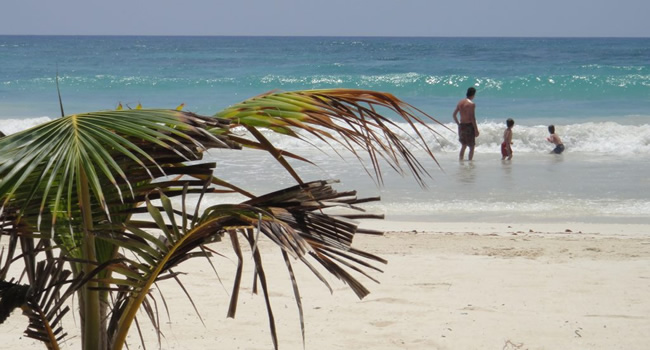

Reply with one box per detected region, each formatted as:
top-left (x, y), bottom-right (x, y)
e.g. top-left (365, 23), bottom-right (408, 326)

top-left (79, 167), bottom-right (102, 350)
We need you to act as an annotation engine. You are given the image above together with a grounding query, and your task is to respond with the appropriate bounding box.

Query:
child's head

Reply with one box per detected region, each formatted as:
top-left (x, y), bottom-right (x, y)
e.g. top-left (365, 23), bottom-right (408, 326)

top-left (506, 118), bottom-right (514, 128)
top-left (548, 125), bottom-right (555, 134)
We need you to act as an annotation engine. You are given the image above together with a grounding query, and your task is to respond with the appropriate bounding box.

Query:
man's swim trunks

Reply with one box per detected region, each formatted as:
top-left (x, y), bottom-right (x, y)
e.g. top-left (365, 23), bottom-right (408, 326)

top-left (501, 142), bottom-right (510, 157)
top-left (553, 144), bottom-right (565, 154)
top-left (458, 123), bottom-right (475, 147)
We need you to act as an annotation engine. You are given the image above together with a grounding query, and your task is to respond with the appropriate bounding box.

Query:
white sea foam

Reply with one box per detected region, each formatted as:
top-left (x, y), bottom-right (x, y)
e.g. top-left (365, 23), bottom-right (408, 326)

top-left (209, 120), bottom-right (650, 156)
top-left (454, 121), bottom-right (650, 155)
top-left (2, 117), bottom-right (650, 156)
top-left (0, 117), bottom-right (53, 135)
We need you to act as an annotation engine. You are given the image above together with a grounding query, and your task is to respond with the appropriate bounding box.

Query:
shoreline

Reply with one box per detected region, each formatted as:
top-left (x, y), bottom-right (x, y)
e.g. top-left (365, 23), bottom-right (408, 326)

top-left (359, 219), bottom-right (650, 237)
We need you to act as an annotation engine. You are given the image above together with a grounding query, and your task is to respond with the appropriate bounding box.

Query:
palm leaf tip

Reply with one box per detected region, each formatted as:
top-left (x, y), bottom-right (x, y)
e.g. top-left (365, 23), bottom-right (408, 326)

top-left (218, 89), bottom-right (441, 187)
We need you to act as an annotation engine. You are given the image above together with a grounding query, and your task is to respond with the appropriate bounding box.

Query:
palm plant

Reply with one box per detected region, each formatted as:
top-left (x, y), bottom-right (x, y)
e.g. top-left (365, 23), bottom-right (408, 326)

top-left (0, 89), bottom-right (440, 350)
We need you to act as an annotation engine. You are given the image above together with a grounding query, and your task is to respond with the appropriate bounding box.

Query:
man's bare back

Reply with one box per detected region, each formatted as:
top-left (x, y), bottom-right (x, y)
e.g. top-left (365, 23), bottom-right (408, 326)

top-left (453, 98), bottom-right (476, 125)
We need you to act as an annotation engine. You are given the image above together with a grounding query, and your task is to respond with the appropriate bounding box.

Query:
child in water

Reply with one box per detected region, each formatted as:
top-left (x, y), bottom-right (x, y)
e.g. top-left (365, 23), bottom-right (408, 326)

top-left (501, 118), bottom-right (514, 160)
top-left (547, 125), bottom-right (565, 154)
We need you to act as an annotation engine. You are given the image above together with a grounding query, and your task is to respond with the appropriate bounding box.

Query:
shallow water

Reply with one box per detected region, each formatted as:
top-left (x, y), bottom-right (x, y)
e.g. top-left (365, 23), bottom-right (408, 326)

top-left (201, 148), bottom-right (650, 225)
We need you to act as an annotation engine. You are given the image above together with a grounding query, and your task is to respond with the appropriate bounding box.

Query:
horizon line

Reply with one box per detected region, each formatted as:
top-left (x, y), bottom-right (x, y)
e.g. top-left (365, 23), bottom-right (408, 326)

top-left (1, 34), bottom-right (649, 39)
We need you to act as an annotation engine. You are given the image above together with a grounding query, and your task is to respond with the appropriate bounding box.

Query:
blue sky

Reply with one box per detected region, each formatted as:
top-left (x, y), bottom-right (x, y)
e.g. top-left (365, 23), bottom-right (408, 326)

top-left (1, 0), bottom-right (648, 37)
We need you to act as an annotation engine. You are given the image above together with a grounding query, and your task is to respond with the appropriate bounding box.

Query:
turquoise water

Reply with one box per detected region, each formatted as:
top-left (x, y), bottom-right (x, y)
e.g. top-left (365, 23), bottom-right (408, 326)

top-left (1, 36), bottom-right (649, 224)
top-left (1, 36), bottom-right (649, 121)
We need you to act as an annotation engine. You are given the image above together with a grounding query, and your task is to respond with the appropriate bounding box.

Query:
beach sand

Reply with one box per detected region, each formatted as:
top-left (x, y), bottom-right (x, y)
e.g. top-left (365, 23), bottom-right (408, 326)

top-left (2, 221), bottom-right (649, 349)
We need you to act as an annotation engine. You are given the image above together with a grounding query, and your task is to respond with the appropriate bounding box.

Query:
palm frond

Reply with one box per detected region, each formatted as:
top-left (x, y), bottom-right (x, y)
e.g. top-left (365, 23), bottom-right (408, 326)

top-left (0, 110), bottom-right (239, 274)
top-left (216, 89), bottom-right (443, 186)
top-left (97, 177), bottom-right (385, 350)
top-left (0, 109), bottom-right (236, 231)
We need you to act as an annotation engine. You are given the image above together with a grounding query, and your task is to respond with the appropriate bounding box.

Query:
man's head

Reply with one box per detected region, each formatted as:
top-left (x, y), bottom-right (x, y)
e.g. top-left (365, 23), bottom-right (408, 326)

top-left (466, 87), bottom-right (476, 99)
top-left (548, 125), bottom-right (555, 134)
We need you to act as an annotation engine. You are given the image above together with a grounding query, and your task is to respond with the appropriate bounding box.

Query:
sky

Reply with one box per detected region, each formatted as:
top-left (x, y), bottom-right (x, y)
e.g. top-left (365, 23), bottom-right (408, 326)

top-left (1, 0), bottom-right (649, 37)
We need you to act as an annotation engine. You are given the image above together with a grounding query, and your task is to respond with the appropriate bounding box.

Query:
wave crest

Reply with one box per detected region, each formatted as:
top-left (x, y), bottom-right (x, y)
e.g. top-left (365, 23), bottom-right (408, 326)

top-left (2, 117), bottom-right (649, 155)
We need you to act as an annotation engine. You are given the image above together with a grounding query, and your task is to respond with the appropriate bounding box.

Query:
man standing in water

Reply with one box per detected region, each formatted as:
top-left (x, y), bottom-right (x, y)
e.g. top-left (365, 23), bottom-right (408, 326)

top-left (453, 87), bottom-right (480, 160)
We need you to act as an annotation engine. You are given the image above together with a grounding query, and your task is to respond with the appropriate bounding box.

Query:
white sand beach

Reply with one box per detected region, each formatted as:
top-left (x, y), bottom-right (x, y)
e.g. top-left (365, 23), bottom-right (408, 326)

top-left (3, 220), bottom-right (649, 350)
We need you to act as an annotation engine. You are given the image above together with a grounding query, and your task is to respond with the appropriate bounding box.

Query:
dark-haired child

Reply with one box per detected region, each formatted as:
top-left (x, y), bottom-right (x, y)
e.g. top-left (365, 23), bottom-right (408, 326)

top-left (546, 125), bottom-right (565, 154)
top-left (501, 118), bottom-right (514, 160)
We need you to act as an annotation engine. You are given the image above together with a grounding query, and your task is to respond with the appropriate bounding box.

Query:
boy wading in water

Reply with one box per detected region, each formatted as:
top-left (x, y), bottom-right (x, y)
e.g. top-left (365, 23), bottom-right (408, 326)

top-left (547, 125), bottom-right (565, 154)
top-left (501, 118), bottom-right (514, 160)
top-left (453, 87), bottom-right (480, 160)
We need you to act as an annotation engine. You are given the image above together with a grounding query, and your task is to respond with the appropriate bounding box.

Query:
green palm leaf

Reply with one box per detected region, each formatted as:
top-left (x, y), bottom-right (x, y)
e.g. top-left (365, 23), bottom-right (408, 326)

top-left (0, 110), bottom-right (234, 226)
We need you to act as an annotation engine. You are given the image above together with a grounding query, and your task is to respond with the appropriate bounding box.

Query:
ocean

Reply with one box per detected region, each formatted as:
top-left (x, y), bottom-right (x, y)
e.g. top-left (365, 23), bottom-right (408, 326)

top-left (1, 36), bottom-right (649, 224)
